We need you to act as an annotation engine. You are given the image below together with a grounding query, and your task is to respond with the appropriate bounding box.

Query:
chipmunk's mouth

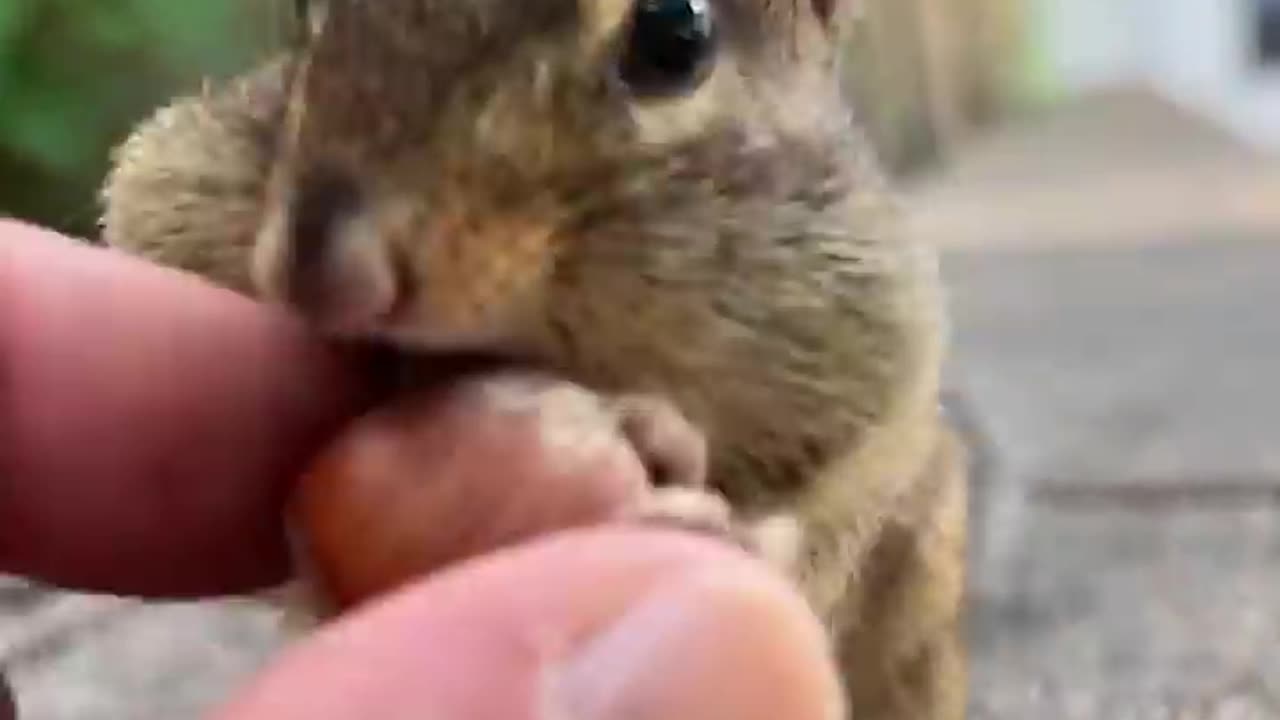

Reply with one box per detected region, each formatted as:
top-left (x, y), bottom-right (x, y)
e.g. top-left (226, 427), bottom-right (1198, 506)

top-left (296, 263), bottom-right (557, 393)
top-left (339, 333), bottom-right (558, 402)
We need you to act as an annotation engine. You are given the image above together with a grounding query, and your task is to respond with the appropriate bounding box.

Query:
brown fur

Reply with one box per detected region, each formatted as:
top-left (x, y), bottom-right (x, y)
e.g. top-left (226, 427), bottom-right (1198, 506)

top-left (101, 1), bottom-right (969, 717)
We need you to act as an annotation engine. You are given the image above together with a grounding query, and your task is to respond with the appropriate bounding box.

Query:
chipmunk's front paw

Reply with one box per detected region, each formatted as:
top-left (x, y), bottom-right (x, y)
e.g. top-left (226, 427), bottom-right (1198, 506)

top-left (733, 513), bottom-right (804, 577)
top-left (607, 393), bottom-right (735, 536)
top-left (621, 486), bottom-right (803, 581)
top-left (606, 393), bottom-right (802, 575)
top-left (622, 485), bottom-right (734, 535)
top-left (608, 394), bottom-right (708, 490)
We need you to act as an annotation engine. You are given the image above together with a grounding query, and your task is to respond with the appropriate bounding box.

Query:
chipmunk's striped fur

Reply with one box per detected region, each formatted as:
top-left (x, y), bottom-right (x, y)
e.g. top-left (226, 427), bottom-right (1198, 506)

top-left (102, 1), bottom-right (969, 717)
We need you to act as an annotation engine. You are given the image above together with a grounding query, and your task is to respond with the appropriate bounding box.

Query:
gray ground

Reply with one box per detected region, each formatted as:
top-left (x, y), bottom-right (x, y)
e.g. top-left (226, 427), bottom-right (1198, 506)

top-left (932, 92), bottom-right (1280, 719)
top-left (4, 90), bottom-right (1278, 718)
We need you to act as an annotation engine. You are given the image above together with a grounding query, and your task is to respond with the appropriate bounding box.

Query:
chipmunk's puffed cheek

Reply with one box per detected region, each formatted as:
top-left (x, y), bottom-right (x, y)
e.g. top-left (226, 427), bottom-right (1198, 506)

top-left (293, 371), bottom-right (652, 609)
top-left (406, 213), bottom-right (558, 341)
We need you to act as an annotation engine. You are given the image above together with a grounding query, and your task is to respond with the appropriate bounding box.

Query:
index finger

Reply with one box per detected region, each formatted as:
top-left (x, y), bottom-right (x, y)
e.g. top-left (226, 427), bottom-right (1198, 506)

top-left (0, 221), bottom-right (370, 597)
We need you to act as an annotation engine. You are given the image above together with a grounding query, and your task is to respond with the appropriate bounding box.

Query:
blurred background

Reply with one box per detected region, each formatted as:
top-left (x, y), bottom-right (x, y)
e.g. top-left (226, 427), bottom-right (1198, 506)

top-left (2, 0), bottom-right (1278, 717)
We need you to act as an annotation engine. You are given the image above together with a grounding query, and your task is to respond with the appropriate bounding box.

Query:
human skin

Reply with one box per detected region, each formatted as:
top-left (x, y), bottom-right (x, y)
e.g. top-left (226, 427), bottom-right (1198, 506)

top-left (0, 220), bottom-right (842, 719)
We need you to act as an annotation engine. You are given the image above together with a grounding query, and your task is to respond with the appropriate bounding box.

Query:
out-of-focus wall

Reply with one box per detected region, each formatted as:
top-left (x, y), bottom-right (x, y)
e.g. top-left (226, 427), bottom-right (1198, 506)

top-left (1025, 0), bottom-right (1143, 94)
top-left (1138, 0), bottom-right (1280, 154)
top-left (842, 0), bottom-right (1030, 175)
top-left (1028, 0), bottom-right (1280, 153)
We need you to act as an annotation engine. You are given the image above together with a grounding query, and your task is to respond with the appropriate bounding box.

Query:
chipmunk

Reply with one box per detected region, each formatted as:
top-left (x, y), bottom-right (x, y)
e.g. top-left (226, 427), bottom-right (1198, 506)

top-left (100, 0), bottom-right (970, 717)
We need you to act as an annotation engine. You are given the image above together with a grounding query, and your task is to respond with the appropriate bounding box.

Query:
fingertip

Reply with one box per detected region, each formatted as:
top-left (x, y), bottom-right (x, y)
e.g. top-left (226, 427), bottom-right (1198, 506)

top-left (555, 558), bottom-right (845, 720)
top-left (0, 218), bottom-right (68, 244)
top-left (0, 225), bottom-right (369, 595)
top-left (213, 529), bottom-right (842, 720)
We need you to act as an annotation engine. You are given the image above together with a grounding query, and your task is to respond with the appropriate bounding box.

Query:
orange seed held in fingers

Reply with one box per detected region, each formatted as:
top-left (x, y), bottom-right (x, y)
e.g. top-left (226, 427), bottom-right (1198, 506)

top-left (290, 371), bottom-right (651, 611)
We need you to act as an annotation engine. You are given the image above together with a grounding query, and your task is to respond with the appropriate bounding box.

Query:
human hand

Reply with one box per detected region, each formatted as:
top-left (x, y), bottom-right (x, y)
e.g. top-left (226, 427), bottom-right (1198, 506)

top-left (0, 220), bottom-right (843, 719)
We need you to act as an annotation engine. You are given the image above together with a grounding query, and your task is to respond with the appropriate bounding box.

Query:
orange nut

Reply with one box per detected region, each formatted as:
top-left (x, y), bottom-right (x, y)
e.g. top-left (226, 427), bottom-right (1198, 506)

top-left (290, 371), bottom-right (650, 611)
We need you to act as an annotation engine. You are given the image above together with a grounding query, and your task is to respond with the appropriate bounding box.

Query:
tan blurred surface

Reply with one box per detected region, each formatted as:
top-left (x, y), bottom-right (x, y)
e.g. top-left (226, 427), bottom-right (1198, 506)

top-left (3, 89), bottom-right (1280, 718)
top-left (909, 90), bottom-right (1280, 251)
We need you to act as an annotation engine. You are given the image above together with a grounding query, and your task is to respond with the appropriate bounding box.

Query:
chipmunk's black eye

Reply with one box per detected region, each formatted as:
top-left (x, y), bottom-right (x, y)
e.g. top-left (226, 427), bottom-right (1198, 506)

top-left (618, 0), bottom-right (718, 98)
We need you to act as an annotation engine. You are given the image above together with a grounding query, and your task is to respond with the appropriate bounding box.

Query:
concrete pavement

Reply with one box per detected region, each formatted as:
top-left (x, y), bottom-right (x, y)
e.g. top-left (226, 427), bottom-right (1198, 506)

top-left (928, 91), bottom-right (1280, 718)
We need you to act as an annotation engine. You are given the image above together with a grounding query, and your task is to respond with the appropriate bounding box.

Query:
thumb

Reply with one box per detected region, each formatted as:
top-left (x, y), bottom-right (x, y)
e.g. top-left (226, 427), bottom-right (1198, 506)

top-left (213, 528), bottom-right (845, 720)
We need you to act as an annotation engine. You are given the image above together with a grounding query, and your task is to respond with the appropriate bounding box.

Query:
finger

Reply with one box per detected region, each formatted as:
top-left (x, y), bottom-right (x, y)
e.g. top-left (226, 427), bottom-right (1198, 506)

top-left (213, 529), bottom-right (845, 720)
top-left (0, 221), bottom-right (369, 596)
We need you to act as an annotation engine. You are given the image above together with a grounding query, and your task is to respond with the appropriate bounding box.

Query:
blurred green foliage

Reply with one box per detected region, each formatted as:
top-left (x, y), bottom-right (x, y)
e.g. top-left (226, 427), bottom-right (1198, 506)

top-left (0, 0), bottom-right (277, 237)
top-left (0, 1), bottom-right (1022, 239)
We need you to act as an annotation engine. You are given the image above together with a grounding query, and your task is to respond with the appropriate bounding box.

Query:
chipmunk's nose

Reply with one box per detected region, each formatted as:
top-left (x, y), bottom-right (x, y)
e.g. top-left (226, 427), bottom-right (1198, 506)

top-left (266, 169), bottom-right (400, 335)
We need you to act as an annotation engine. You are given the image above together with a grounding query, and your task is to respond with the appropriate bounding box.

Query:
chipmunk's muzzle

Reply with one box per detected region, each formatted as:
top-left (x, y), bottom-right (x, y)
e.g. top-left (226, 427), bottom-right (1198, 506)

top-left (253, 166), bottom-right (405, 337)
top-left (252, 166), bottom-right (557, 365)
